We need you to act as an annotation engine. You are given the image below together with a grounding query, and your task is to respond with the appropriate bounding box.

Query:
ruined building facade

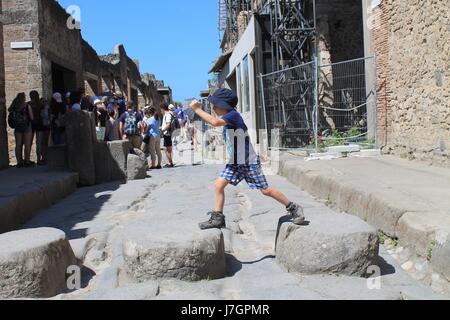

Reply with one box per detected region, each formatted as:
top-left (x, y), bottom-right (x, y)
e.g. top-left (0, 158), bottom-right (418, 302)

top-left (0, 0), bottom-right (169, 169)
top-left (370, 0), bottom-right (449, 165)
top-left (212, 0), bottom-right (449, 166)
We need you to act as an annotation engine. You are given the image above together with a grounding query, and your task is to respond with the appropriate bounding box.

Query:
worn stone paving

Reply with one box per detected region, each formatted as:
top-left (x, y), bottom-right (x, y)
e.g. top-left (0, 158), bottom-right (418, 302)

top-left (18, 147), bottom-right (444, 300)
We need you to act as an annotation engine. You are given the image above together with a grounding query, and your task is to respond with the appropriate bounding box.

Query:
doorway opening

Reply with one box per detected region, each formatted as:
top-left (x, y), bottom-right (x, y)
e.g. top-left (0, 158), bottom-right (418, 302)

top-left (52, 63), bottom-right (76, 94)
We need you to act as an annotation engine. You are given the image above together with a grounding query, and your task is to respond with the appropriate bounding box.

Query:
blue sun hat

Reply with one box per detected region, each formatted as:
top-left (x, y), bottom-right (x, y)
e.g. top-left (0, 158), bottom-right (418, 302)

top-left (208, 88), bottom-right (238, 111)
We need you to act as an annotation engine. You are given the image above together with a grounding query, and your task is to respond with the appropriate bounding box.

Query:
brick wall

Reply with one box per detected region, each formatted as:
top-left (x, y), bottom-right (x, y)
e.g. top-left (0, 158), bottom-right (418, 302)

top-left (1, 0), bottom-right (42, 106)
top-left (1, 0), bottom-right (42, 166)
top-left (373, 0), bottom-right (450, 166)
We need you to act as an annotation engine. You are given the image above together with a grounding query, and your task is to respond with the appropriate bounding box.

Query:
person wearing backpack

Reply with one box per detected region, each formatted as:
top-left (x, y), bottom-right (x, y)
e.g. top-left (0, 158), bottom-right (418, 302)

top-left (119, 100), bottom-right (143, 148)
top-left (160, 103), bottom-right (175, 168)
top-left (8, 92), bottom-right (34, 168)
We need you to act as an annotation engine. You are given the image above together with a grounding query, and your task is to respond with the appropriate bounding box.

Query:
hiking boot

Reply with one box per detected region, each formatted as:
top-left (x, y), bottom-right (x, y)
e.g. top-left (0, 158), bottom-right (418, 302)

top-left (199, 211), bottom-right (226, 230)
top-left (287, 202), bottom-right (305, 225)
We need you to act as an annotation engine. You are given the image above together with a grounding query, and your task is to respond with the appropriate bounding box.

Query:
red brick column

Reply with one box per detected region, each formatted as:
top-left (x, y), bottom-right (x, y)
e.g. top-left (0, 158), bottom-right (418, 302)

top-left (372, 1), bottom-right (392, 150)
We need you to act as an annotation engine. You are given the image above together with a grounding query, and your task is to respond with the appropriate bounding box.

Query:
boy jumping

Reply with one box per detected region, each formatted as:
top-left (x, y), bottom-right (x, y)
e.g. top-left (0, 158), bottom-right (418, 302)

top-left (190, 88), bottom-right (305, 230)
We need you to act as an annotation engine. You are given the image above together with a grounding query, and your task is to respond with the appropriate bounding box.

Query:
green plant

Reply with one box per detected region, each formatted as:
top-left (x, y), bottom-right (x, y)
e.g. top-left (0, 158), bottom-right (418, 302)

top-left (427, 240), bottom-right (438, 261)
top-left (378, 230), bottom-right (399, 247)
top-left (321, 128), bottom-right (363, 148)
top-left (378, 230), bottom-right (386, 245)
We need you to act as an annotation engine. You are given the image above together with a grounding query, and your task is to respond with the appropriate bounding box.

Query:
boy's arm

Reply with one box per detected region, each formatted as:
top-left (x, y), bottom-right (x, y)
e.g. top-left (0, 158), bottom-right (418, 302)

top-left (190, 100), bottom-right (226, 128)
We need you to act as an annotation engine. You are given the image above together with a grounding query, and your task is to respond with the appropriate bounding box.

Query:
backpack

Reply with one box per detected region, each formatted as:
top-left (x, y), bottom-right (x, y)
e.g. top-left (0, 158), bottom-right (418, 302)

top-left (170, 113), bottom-right (181, 137)
top-left (124, 111), bottom-right (139, 136)
top-left (8, 107), bottom-right (29, 131)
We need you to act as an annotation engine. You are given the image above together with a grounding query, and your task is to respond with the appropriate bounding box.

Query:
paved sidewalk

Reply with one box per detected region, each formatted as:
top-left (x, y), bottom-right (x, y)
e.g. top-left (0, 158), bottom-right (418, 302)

top-left (276, 154), bottom-right (450, 292)
top-left (0, 166), bottom-right (78, 233)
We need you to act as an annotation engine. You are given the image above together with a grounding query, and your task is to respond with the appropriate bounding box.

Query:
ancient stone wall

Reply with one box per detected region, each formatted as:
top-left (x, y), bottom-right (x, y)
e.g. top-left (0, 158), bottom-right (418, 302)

top-left (0, 2), bottom-right (7, 169)
top-left (1, 0), bottom-right (42, 106)
top-left (0, 0), bottom-right (167, 166)
top-left (1, 0), bottom-right (43, 166)
top-left (316, 0), bottom-right (365, 63)
top-left (373, 0), bottom-right (450, 166)
top-left (39, 0), bottom-right (83, 98)
top-left (82, 40), bottom-right (102, 96)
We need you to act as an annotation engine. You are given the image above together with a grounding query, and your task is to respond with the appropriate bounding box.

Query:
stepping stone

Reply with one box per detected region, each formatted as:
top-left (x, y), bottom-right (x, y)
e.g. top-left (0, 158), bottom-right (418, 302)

top-left (123, 223), bottom-right (226, 282)
top-left (127, 154), bottom-right (147, 181)
top-left (0, 228), bottom-right (77, 298)
top-left (275, 212), bottom-right (379, 277)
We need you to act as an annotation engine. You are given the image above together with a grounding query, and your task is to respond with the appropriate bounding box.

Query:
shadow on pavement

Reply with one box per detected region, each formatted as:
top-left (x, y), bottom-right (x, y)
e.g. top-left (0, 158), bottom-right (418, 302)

top-left (22, 181), bottom-right (123, 241)
top-left (226, 254), bottom-right (276, 277)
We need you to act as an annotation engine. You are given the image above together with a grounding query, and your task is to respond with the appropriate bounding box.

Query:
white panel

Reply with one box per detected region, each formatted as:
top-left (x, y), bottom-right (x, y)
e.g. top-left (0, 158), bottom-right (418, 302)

top-left (10, 41), bottom-right (33, 49)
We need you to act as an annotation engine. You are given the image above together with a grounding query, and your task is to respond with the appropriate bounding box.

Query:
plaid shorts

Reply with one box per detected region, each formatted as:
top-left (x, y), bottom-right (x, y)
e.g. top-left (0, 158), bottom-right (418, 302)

top-left (220, 159), bottom-right (269, 190)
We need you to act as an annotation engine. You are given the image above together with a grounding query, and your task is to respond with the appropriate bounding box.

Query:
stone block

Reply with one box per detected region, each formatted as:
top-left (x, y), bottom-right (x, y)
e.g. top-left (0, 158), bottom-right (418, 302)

top-left (127, 154), bottom-right (147, 181)
top-left (124, 227), bottom-right (226, 282)
top-left (327, 145), bottom-right (361, 154)
top-left (65, 111), bottom-right (96, 186)
top-left (431, 232), bottom-right (450, 282)
top-left (0, 228), bottom-right (77, 298)
top-left (108, 140), bottom-right (132, 181)
top-left (276, 213), bottom-right (379, 276)
top-left (47, 145), bottom-right (68, 171)
top-left (94, 141), bottom-right (113, 184)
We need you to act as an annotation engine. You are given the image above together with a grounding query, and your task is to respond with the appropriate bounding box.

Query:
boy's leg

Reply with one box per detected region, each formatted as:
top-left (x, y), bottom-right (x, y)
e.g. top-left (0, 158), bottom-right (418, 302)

top-left (260, 187), bottom-right (305, 225)
top-left (214, 178), bottom-right (229, 213)
top-left (199, 164), bottom-right (243, 230)
top-left (260, 187), bottom-right (289, 207)
top-left (199, 178), bottom-right (229, 230)
top-left (245, 160), bottom-right (306, 225)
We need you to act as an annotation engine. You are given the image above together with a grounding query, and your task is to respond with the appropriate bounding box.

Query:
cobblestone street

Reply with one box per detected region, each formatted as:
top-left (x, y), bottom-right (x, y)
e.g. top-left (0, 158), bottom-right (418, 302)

top-left (11, 146), bottom-right (441, 300)
top-left (0, 0), bottom-right (448, 306)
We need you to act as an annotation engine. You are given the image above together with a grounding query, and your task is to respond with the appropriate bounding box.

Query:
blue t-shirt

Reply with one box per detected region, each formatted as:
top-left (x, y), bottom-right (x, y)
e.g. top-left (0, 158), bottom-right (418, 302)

top-left (175, 108), bottom-right (186, 121)
top-left (146, 116), bottom-right (160, 139)
top-left (222, 110), bottom-right (257, 165)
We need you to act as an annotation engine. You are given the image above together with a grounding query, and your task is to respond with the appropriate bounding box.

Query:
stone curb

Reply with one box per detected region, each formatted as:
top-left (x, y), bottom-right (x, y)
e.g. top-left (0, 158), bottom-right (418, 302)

top-left (276, 158), bottom-right (450, 284)
top-left (0, 173), bottom-right (79, 234)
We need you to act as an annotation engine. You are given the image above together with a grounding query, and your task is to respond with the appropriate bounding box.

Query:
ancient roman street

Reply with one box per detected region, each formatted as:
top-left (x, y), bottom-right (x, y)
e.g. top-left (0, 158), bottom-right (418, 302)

top-left (0, 0), bottom-right (449, 304)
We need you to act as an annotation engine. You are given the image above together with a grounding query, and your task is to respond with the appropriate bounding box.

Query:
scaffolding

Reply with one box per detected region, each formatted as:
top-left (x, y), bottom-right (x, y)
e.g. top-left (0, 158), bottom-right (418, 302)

top-left (218, 0), bottom-right (253, 46)
top-left (217, 0), bottom-right (319, 148)
top-left (267, 0), bottom-right (316, 71)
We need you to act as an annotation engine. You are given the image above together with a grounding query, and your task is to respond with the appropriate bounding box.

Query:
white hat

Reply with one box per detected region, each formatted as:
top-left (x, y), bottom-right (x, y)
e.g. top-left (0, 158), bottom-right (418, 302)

top-left (52, 92), bottom-right (62, 103)
top-left (94, 99), bottom-right (103, 105)
top-left (66, 92), bottom-right (71, 98)
top-left (168, 104), bottom-right (176, 111)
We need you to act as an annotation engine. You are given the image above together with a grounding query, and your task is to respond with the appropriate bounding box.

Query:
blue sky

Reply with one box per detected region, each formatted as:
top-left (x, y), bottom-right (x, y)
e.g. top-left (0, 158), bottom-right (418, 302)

top-left (57, 0), bottom-right (220, 102)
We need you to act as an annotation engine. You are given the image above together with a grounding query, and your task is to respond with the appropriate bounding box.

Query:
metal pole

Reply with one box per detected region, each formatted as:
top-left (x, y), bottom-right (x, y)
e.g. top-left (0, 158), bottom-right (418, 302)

top-left (373, 54), bottom-right (379, 149)
top-left (314, 55), bottom-right (319, 151)
top-left (259, 73), bottom-right (269, 146)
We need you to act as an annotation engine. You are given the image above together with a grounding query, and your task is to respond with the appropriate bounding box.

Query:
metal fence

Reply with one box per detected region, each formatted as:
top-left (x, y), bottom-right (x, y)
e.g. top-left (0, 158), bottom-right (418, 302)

top-left (260, 56), bottom-right (376, 150)
top-left (260, 61), bottom-right (317, 149)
